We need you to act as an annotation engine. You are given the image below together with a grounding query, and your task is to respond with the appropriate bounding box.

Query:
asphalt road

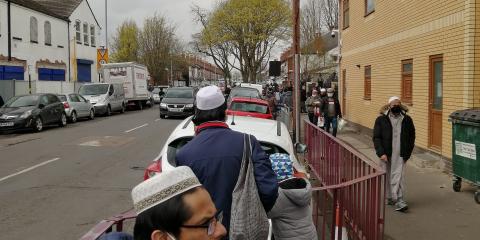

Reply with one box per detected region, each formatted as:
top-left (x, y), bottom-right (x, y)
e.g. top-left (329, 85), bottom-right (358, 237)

top-left (0, 107), bottom-right (183, 240)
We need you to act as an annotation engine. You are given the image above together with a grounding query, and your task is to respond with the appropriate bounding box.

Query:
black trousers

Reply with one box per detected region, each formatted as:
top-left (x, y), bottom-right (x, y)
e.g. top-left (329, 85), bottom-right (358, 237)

top-left (308, 112), bottom-right (318, 126)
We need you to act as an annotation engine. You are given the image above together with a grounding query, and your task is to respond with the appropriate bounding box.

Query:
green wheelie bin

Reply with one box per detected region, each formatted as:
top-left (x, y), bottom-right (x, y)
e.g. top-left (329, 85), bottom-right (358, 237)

top-left (449, 109), bottom-right (480, 204)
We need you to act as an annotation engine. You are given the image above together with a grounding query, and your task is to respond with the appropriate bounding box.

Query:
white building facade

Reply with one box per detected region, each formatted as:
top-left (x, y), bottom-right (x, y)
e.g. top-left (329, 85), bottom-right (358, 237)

top-left (0, 0), bottom-right (100, 86)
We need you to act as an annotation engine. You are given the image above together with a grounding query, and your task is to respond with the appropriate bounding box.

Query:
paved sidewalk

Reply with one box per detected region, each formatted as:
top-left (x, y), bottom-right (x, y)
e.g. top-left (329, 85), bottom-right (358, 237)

top-left (335, 125), bottom-right (480, 240)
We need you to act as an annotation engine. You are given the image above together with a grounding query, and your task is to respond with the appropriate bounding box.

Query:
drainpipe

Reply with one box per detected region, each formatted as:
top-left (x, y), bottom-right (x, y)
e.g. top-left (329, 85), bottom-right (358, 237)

top-left (7, 0), bottom-right (12, 61)
top-left (67, 21), bottom-right (71, 82)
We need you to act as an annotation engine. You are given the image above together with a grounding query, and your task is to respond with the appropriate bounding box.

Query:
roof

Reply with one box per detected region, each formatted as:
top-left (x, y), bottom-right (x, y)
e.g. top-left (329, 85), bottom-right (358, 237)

top-left (10, 0), bottom-right (69, 21)
top-left (10, 0), bottom-right (101, 27)
top-left (231, 97), bottom-right (269, 105)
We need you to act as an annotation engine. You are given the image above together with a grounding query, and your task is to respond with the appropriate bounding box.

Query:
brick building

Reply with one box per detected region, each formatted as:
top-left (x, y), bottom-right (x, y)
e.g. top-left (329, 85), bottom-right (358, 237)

top-left (340, 0), bottom-right (480, 167)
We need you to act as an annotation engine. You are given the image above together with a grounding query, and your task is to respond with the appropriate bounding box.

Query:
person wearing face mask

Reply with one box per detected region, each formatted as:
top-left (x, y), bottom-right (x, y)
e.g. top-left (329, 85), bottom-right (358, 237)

top-left (373, 96), bottom-right (415, 212)
top-left (132, 166), bottom-right (227, 240)
top-left (305, 90), bottom-right (321, 126)
top-left (320, 88), bottom-right (342, 136)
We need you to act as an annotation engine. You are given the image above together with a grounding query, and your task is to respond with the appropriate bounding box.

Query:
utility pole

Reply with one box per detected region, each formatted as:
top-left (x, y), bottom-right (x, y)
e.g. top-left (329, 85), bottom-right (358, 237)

top-left (105, 0), bottom-right (108, 49)
top-left (170, 59), bottom-right (173, 86)
top-left (7, 0), bottom-right (12, 61)
top-left (292, 0), bottom-right (301, 143)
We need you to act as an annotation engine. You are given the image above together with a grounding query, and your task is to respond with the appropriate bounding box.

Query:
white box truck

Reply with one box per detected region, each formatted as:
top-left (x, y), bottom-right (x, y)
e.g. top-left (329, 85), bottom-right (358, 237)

top-left (101, 62), bottom-right (150, 109)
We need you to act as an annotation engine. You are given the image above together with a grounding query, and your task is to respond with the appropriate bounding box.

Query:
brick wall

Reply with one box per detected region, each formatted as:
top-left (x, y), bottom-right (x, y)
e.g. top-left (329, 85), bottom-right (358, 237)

top-left (340, 0), bottom-right (480, 163)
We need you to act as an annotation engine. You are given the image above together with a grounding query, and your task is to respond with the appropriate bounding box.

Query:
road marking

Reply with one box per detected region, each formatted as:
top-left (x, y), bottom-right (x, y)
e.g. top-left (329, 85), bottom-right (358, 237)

top-left (155, 119), bottom-right (161, 122)
top-left (125, 123), bottom-right (148, 133)
top-left (0, 158), bottom-right (61, 183)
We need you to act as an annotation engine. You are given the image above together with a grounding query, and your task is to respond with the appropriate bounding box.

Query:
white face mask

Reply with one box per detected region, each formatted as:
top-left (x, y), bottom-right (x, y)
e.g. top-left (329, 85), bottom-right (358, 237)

top-left (327, 93), bottom-right (334, 97)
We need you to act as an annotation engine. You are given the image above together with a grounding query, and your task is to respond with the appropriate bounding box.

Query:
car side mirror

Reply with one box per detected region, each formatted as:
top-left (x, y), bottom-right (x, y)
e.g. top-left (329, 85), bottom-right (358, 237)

top-left (109, 90), bottom-right (114, 96)
top-left (295, 143), bottom-right (307, 154)
top-left (86, 99), bottom-right (90, 103)
top-left (38, 104), bottom-right (45, 109)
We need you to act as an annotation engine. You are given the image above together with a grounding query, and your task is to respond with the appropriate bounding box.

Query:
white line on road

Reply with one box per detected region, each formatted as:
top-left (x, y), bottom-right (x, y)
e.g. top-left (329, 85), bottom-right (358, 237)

top-left (0, 158), bottom-right (61, 183)
top-left (125, 123), bottom-right (149, 133)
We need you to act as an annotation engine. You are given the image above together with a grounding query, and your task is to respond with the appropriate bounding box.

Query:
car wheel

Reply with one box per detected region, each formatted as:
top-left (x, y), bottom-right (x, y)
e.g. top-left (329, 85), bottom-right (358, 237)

top-left (70, 111), bottom-right (77, 123)
top-left (105, 106), bottom-right (112, 116)
top-left (160, 114), bottom-right (166, 119)
top-left (33, 117), bottom-right (43, 132)
top-left (88, 109), bottom-right (95, 120)
top-left (59, 113), bottom-right (67, 127)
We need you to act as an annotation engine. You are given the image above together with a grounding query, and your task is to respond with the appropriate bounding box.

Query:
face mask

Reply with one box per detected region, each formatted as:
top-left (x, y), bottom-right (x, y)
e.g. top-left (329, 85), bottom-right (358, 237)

top-left (391, 106), bottom-right (402, 114)
top-left (327, 93), bottom-right (334, 97)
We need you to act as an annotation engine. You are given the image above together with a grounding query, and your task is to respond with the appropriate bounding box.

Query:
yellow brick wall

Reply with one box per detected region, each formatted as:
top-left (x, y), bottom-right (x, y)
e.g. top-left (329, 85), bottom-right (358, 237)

top-left (340, 0), bottom-right (479, 159)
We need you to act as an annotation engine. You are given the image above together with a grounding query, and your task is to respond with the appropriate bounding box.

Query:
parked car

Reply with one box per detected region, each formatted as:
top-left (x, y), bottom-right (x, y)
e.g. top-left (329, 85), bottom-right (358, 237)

top-left (159, 87), bottom-right (196, 119)
top-left (78, 83), bottom-right (126, 116)
top-left (227, 97), bottom-right (273, 119)
top-left (227, 86), bottom-right (262, 105)
top-left (144, 115), bottom-right (306, 180)
top-left (0, 94), bottom-right (67, 132)
top-left (57, 94), bottom-right (95, 123)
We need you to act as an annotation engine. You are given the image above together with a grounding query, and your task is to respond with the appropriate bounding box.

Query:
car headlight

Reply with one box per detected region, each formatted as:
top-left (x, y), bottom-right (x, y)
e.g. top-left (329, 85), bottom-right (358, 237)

top-left (20, 110), bottom-right (32, 119)
top-left (160, 103), bottom-right (167, 108)
top-left (185, 104), bottom-right (194, 108)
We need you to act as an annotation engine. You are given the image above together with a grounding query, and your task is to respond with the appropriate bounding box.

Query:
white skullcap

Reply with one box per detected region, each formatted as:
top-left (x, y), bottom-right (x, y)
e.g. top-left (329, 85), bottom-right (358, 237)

top-left (196, 86), bottom-right (225, 110)
top-left (131, 166), bottom-right (201, 214)
top-left (320, 88), bottom-right (327, 92)
top-left (388, 96), bottom-right (401, 104)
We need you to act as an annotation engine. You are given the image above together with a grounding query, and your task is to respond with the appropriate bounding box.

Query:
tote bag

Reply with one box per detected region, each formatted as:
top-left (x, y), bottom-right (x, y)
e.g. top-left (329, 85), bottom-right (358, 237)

top-left (229, 134), bottom-right (270, 240)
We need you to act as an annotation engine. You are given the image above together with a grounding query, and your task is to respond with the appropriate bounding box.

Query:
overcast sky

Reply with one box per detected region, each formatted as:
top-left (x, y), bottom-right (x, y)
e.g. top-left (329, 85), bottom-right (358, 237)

top-left (89, 0), bottom-right (214, 48)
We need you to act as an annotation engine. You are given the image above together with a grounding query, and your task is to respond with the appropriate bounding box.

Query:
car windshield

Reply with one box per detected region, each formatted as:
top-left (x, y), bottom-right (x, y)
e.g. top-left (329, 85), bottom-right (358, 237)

top-left (165, 89), bottom-right (193, 98)
top-left (79, 85), bottom-right (109, 95)
top-left (230, 102), bottom-right (268, 114)
top-left (57, 95), bottom-right (67, 102)
top-left (4, 95), bottom-right (39, 107)
top-left (230, 88), bottom-right (261, 99)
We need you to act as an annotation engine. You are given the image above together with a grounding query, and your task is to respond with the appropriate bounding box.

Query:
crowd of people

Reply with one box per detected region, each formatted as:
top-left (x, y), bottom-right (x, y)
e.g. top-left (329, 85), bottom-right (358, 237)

top-left (97, 81), bottom-right (416, 240)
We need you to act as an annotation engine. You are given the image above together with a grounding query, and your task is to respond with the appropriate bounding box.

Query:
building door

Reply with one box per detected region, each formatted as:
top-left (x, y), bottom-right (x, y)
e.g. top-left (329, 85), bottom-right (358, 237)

top-left (429, 55), bottom-right (443, 150)
top-left (342, 69), bottom-right (346, 116)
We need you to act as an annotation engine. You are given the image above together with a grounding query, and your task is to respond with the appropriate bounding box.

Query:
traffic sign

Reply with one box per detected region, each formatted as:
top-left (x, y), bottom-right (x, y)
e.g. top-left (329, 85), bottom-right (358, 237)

top-left (97, 48), bottom-right (109, 69)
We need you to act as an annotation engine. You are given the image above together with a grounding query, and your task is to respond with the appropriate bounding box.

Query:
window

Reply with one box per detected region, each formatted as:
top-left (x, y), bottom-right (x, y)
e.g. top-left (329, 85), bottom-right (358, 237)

top-left (83, 22), bottom-right (89, 45)
top-left (69, 94), bottom-right (81, 102)
top-left (401, 59), bottom-right (413, 104)
top-left (90, 25), bottom-right (96, 47)
top-left (44, 21), bottom-right (51, 46)
top-left (47, 94), bottom-right (60, 104)
top-left (75, 20), bottom-right (81, 43)
top-left (364, 65), bottom-right (371, 100)
top-left (365, 0), bottom-right (375, 16)
top-left (30, 17), bottom-right (38, 43)
top-left (343, 0), bottom-right (350, 29)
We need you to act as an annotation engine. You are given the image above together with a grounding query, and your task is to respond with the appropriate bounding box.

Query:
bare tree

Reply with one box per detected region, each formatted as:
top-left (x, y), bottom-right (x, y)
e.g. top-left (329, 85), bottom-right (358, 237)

top-left (191, 4), bottom-right (234, 83)
top-left (138, 14), bottom-right (177, 85)
top-left (321, 0), bottom-right (339, 31)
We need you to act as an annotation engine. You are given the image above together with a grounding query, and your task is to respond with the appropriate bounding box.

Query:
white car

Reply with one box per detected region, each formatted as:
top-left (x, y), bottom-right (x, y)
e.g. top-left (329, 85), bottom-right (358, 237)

top-left (144, 115), bottom-right (306, 179)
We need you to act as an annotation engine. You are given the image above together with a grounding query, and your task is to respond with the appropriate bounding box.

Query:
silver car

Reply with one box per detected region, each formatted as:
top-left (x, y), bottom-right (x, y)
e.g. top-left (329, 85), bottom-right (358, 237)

top-left (57, 94), bottom-right (95, 123)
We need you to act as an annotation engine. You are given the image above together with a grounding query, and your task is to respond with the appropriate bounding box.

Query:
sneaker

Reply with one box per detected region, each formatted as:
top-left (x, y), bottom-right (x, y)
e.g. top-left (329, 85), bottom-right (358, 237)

top-left (395, 200), bottom-right (408, 212)
top-left (387, 198), bottom-right (396, 206)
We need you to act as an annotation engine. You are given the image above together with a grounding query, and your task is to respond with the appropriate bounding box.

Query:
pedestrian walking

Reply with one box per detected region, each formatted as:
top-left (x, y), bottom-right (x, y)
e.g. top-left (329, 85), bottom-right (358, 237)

top-left (176, 86), bottom-right (278, 238)
top-left (132, 166), bottom-right (227, 240)
top-left (305, 90), bottom-right (321, 126)
top-left (321, 88), bottom-right (342, 137)
top-left (280, 86), bottom-right (293, 109)
top-left (373, 96), bottom-right (415, 212)
top-left (267, 91), bottom-right (278, 119)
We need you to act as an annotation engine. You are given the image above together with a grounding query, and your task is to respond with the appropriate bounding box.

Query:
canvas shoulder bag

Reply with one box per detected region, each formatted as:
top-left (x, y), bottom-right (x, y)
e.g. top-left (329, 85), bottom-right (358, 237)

top-left (229, 134), bottom-right (270, 240)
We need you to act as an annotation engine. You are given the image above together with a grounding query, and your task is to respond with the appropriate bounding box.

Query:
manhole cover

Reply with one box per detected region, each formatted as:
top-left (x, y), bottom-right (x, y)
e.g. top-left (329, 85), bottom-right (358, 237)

top-left (74, 136), bottom-right (135, 147)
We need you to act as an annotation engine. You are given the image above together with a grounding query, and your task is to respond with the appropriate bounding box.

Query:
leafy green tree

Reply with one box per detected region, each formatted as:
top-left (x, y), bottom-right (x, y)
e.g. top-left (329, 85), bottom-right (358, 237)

top-left (111, 20), bottom-right (140, 62)
top-left (202, 0), bottom-right (291, 83)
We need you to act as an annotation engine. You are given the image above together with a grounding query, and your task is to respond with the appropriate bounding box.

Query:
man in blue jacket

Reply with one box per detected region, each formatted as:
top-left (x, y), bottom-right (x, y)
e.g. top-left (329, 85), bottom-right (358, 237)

top-left (176, 85), bottom-right (278, 235)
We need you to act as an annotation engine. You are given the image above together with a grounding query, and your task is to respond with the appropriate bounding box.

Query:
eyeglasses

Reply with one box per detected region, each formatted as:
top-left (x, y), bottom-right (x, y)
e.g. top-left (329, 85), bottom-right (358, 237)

top-left (181, 211), bottom-right (223, 236)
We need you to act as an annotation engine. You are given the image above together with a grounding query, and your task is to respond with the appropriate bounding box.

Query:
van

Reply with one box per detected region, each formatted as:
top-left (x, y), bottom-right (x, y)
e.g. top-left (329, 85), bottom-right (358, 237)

top-left (78, 83), bottom-right (126, 116)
